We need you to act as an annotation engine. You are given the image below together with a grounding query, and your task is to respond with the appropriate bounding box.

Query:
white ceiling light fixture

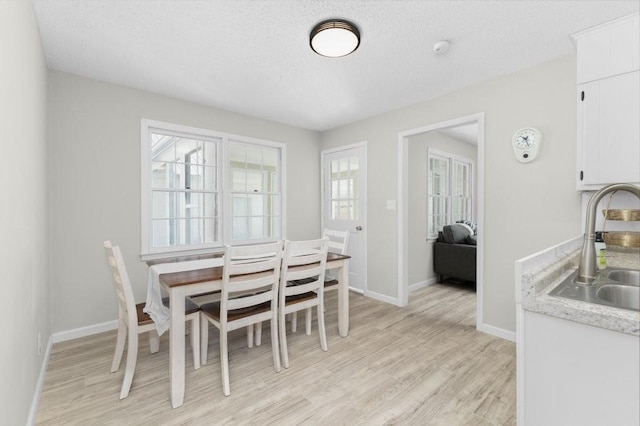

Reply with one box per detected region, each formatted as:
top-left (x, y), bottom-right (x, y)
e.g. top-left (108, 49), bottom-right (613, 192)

top-left (310, 19), bottom-right (360, 58)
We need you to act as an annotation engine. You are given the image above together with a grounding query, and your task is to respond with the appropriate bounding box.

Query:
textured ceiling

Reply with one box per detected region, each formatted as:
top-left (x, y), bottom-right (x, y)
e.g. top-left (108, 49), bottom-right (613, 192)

top-left (32, 1), bottom-right (639, 131)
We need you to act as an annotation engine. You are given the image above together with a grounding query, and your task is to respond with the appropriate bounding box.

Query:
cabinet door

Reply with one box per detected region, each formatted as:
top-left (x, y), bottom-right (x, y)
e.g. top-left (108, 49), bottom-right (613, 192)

top-left (579, 70), bottom-right (640, 186)
top-left (576, 15), bottom-right (639, 84)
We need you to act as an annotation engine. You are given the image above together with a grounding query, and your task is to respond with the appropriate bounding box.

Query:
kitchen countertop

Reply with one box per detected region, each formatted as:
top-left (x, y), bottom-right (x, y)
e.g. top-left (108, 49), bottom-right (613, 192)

top-left (518, 239), bottom-right (640, 336)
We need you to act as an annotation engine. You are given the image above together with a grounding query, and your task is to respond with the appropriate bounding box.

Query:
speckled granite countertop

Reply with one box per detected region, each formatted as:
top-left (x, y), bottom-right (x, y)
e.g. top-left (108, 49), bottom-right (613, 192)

top-left (520, 247), bottom-right (640, 336)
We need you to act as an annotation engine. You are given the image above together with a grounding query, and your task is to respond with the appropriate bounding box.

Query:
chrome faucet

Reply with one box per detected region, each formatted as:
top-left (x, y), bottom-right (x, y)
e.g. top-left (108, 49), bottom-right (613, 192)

top-left (576, 183), bottom-right (640, 285)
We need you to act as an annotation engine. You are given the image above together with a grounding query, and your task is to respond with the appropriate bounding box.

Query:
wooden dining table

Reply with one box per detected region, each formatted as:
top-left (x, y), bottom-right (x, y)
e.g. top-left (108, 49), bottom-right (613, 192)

top-left (151, 251), bottom-right (351, 408)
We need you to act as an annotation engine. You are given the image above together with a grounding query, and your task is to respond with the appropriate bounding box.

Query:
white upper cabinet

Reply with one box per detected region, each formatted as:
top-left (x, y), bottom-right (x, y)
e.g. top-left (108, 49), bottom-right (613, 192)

top-left (574, 13), bottom-right (640, 84)
top-left (573, 13), bottom-right (640, 190)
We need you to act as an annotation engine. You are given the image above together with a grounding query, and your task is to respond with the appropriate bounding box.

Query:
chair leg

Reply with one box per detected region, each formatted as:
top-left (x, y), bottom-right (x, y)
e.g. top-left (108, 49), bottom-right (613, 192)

top-left (190, 315), bottom-right (200, 369)
top-left (119, 328), bottom-right (138, 399)
top-left (255, 322), bottom-right (262, 346)
top-left (220, 328), bottom-right (231, 396)
top-left (305, 308), bottom-right (312, 336)
top-left (148, 329), bottom-right (160, 354)
top-left (317, 304), bottom-right (328, 352)
top-left (200, 314), bottom-right (209, 365)
top-left (279, 309), bottom-right (290, 369)
top-left (111, 319), bottom-right (127, 373)
top-left (291, 312), bottom-right (297, 332)
top-left (271, 314), bottom-right (281, 373)
top-left (247, 324), bottom-right (254, 348)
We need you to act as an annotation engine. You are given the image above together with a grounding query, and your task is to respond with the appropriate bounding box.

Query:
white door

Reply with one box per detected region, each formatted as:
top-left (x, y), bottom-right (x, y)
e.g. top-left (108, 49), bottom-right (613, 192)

top-left (322, 144), bottom-right (367, 293)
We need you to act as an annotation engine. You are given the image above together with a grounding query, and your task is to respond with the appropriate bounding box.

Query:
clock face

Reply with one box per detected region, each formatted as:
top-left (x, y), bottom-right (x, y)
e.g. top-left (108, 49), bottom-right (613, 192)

top-left (515, 129), bottom-right (538, 148)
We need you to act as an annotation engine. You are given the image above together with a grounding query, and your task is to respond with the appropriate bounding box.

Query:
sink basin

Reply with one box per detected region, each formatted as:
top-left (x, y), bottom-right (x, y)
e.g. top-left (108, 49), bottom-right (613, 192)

top-left (549, 268), bottom-right (640, 312)
top-left (596, 285), bottom-right (640, 311)
top-left (607, 270), bottom-right (640, 286)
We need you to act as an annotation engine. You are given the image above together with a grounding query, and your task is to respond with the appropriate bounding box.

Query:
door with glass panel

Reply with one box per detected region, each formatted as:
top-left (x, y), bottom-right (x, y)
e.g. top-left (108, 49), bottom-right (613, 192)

top-left (322, 144), bottom-right (366, 293)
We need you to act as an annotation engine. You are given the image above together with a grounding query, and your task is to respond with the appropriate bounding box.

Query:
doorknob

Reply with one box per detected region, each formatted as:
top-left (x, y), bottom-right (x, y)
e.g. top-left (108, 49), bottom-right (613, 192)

top-left (356, 226), bottom-right (363, 231)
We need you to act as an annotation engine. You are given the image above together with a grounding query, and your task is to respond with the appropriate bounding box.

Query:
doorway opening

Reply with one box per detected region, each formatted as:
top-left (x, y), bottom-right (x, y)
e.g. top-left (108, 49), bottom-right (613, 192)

top-left (397, 113), bottom-right (485, 331)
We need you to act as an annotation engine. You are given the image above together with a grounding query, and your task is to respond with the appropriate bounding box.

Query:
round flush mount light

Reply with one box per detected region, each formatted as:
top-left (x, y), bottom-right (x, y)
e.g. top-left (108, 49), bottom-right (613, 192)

top-left (310, 19), bottom-right (360, 57)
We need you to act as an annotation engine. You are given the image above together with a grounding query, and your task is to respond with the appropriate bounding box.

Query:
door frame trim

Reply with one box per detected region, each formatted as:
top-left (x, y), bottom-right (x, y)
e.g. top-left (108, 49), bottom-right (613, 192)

top-left (397, 113), bottom-right (485, 331)
top-left (321, 141), bottom-right (368, 293)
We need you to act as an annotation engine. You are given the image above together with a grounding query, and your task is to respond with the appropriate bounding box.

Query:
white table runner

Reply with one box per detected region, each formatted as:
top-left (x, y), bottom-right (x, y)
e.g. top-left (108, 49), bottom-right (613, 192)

top-left (144, 257), bottom-right (224, 335)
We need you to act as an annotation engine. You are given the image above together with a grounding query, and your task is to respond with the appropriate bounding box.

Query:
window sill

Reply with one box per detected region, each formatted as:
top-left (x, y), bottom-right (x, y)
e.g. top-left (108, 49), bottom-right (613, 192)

top-left (140, 246), bottom-right (225, 262)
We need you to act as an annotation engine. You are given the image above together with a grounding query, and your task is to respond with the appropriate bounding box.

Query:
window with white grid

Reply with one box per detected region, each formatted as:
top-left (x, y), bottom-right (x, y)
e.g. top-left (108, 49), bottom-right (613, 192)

top-left (427, 148), bottom-right (473, 239)
top-left (141, 120), bottom-right (284, 257)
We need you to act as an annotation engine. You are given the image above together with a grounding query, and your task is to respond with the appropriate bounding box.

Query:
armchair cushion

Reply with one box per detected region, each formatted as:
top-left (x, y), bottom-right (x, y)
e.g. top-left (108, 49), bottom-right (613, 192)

top-left (442, 224), bottom-right (471, 244)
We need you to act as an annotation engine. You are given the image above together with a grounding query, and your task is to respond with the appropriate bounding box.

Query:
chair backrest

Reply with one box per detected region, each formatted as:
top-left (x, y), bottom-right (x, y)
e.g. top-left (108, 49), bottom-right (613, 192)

top-left (323, 229), bottom-right (349, 255)
top-left (104, 241), bottom-right (138, 327)
top-left (221, 241), bottom-right (283, 316)
top-left (280, 238), bottom-right (329, 299)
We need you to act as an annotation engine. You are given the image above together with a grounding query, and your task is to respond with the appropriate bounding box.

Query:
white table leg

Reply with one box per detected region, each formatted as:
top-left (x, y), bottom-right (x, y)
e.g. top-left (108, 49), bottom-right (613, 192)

top-left (338, 259), bottom-right (350, 337)
top-left (169, 286), bottom-right (186, 408)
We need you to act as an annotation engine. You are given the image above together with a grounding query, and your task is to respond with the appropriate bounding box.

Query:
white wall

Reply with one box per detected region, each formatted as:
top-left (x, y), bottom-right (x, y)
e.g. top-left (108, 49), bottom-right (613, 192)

top-left (407, 132), bottom-right (478, 287)
top-left (321, 55), bottom-right (582, 333)
top-left (48, 71), bottom-right (321, 333)
top-left (0, 0), bottom-right (50, 424)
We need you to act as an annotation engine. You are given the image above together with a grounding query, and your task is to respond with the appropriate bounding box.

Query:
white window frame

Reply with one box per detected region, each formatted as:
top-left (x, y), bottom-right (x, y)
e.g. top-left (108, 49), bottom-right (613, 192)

top-left (427, 148), bottom-right (474, 240)
top-left (141, 119), bottom-right (286, 259)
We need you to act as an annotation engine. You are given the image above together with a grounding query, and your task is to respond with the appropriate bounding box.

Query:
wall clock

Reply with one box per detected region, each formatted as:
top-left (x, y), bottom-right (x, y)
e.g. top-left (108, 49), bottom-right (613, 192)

top-left (512, 127), bottom-right (542, 163)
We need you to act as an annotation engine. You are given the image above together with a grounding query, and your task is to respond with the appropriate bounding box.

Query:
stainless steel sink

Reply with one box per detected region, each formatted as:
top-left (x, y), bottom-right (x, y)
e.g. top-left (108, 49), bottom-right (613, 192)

top-left (549, 267), bottom-right (640, 312)
top-left (596, 285), bottom-right (640, 311)
top-left (607, 270), bottom-right (640, 286)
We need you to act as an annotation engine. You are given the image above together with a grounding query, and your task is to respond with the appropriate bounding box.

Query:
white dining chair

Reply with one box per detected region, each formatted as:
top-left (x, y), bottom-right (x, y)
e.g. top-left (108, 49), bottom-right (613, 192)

top-left (290, 229), bottom-right (349, 332)
top-left (279, 238), bottom-right (329, 368)
top-left (104, 241), bottom-right (200, 399)
top-left (200, 241), bottom-right (283, 396)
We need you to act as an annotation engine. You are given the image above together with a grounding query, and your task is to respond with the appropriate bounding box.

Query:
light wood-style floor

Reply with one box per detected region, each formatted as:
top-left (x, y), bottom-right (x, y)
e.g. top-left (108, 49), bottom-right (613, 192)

top-left (37, 282), bottom-right (516, 425)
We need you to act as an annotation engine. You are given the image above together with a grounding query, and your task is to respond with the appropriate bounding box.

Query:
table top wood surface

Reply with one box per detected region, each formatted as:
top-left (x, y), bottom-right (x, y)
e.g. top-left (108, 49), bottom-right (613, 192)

top-left (151, 252), bottom-right (350, 288)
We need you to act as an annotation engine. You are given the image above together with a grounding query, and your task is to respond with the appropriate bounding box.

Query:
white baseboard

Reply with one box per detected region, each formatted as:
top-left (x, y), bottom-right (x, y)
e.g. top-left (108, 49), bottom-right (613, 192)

top-left (27, 335), bottom-right (53, 426)
top-left (29, 321), bottom-right (118, 424)
top-left (52, 320), bottom-right (118, 344)
top-left (365, 289), bottom-right (402, 306)
top-left (408, 277), bottom-right (438, 293)
top-left (478, 322), bottom-right (517, 342)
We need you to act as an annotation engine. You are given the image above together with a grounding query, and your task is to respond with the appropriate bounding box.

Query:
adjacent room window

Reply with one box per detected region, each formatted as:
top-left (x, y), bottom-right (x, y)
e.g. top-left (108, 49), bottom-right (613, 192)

top-left (427, 148), bottom-right (473, 238)
top-left (141, 119), bottom-right (284, 257)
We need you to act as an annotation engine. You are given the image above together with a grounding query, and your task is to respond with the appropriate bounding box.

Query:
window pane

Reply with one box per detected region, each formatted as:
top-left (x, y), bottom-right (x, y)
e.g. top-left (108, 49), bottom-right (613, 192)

top-left (349, 156), bottom-right (359, 175)
top-left (339, 158), bottom-right (349, 177)
top-left (248, 193), bottom-right (265, 216)
top-left (233, 217), bottom-right (248, 240)
top-left (229, 143), bottom-right (246, 164)
top-left (233, 194), bottom-right (248, 216)
top-left (331, 160), bottom-right (339, 178)
top-left (153, 219), bottom-right (172, 247)
top-left (203, 165), bottom-right (217, 190)
top-left (246, 145), bottom-right (262, 166)
top-left (203, 193), bottom-right (218, 217)
top-left (175, 138), bottom-right (199, 161)
top-left (186, 165), bottom-right (203, 190)
top-left (247, 171), bottom-right (263, 192)
top-left (250, 217), bottom-right (265, 239)
top-left (232, 170), bottom-right (247, 191)
top-left (263, 149), bottom-right (278, 169)
top-left (152, 191), bottom-right (172, 219)
top-left (204, 217), bottom-right (218, 243)
top-left (339, 179), bottom-right (350, 198)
